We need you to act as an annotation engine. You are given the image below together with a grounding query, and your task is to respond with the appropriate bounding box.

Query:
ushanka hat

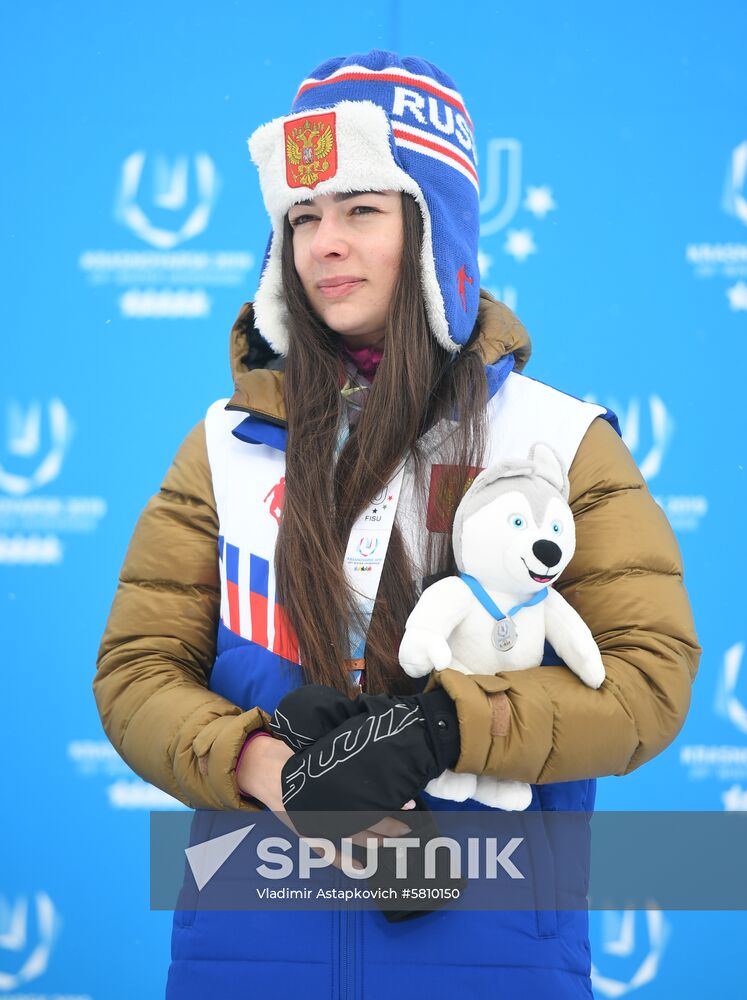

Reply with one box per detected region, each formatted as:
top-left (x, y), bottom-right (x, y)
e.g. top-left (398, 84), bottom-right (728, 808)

top-left (247, 49), bottom-right (480, 355)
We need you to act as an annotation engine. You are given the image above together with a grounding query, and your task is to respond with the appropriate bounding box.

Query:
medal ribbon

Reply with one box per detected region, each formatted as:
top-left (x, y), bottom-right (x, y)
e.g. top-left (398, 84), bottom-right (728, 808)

top-left (458, 573), bottom-right (549, 624)
top-left (336, 388), bottom-right (407, 689)
top-left (343, 462), bottom-right (407, 679)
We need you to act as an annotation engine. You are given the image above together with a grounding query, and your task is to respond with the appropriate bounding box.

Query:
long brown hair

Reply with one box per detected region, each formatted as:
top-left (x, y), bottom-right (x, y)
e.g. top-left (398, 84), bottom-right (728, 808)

top-left (276, 193), bottom-right (487, 695)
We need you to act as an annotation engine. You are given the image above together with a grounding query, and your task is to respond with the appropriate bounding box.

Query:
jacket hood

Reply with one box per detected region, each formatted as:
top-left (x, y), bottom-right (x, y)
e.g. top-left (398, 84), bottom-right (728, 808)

top-left (225, 288), bottom-right (532, 424)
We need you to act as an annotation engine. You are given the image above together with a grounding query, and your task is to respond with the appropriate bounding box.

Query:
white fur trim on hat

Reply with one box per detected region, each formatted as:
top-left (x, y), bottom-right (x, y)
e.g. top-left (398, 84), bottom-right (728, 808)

top-left (247, 100), bottom-right (453, 356)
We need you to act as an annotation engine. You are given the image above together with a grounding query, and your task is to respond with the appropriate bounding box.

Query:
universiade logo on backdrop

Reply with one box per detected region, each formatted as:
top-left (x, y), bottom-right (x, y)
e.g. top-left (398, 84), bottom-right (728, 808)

top-left (680, 641), bottom-right (747, 810)
top-left (0, 891), bottom-right (88, 999)
top-left (66, 739), bottom-right (188, 811)
top-left (477, 137), bottom-right (557, 312)
top-left (685, 139), bottom-right (747, 312)
top-left (78, 151), bottom-right (254, 320)
top-left (590, 910), bottom-right (670, 998)
top-left (0, 399), bottom-right (106, 566)
top-left (583, 393), bottom-right (707, 535)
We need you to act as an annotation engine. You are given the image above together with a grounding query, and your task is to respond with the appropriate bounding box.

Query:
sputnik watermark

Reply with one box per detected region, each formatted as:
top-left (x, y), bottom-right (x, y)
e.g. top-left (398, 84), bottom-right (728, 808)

top-left (252, 834), bottom-right (524, 882)
top-left (154, 810), bottom-right (747, 912)
top-left (184, 823), bottom-right (524, 891)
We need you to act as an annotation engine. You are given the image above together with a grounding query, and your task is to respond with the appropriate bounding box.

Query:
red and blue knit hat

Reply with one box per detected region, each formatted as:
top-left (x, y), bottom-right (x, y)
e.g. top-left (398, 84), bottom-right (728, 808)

top-left (248, 49), bottom-right (479, 354)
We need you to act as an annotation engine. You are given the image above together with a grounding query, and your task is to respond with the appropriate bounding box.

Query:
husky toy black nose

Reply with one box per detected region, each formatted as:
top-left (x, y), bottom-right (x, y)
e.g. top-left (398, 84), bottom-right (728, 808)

top-left (533, 539), bottom-right (562, 568)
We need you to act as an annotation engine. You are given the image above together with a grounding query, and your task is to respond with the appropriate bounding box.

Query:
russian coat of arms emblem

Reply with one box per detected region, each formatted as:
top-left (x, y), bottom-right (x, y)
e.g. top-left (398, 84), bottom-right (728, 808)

top-left (284, 112), bottom-right (337, 189)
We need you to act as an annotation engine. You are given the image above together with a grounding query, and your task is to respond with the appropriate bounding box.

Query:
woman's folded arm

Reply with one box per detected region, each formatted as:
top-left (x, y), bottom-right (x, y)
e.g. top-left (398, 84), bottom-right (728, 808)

top-left (93, 420), bottom-right (270, 811)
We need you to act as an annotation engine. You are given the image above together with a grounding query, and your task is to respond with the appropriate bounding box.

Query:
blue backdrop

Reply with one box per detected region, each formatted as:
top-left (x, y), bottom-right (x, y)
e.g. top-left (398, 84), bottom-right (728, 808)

top-left (2, 1), bottom-right (746, 996)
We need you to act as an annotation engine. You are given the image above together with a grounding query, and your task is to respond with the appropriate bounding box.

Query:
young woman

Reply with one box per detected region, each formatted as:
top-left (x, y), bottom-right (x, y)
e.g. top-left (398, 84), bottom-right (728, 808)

top-left (93, 50), bottom-right (700, 998)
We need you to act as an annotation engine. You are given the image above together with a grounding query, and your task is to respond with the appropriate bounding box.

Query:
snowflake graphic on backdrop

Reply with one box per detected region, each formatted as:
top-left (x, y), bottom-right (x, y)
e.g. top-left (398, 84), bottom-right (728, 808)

top-left (726, 280), bottom-right (747, 311)
top-left (478, 139), bottom-right (557, 264)
top-left (524, 185), bottom-right (557, 219)
top-left (503, 229), bottom-right (538, 263)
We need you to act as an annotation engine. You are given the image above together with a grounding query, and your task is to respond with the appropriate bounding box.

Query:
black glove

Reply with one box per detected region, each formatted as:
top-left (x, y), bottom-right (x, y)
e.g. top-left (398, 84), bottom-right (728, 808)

top-left (271, 685), bottom-right (460, 839)
top-left (269, 684), bottom-right (365, 751)
top-left (270, 684), bottom-right (464, 922)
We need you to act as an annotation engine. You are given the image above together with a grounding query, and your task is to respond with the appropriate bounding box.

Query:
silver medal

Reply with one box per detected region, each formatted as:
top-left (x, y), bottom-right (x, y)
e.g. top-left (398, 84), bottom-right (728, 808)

top-left (492, 615), bottom-right (518, 652)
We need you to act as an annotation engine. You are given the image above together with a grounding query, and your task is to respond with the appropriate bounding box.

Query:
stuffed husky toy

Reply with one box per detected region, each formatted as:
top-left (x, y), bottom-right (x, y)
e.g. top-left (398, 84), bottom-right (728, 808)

top-left (398, 442), bottom-right (605, 810)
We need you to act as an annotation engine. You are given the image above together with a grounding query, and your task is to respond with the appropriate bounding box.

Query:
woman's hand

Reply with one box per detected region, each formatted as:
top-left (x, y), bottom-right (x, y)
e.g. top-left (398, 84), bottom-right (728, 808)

top-left (237, 731), bottom-right (295, 811)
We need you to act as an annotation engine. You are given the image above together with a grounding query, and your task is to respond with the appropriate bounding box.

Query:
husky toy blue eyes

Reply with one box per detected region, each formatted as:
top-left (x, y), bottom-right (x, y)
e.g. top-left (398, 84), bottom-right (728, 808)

top-left (398, 442), bottom-right (605, 810)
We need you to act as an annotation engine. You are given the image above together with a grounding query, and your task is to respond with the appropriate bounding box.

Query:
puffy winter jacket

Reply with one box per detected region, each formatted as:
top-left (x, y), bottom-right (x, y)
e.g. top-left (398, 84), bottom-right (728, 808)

top-left (93, 290), bottom-right (700, 998)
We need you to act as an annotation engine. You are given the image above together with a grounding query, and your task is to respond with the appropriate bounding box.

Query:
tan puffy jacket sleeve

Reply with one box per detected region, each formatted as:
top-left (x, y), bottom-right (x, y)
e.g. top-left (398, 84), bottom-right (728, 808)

top-left (425, 416), bottom-right (701, 783)
top-left (93, 421), bottom-right (271, 810)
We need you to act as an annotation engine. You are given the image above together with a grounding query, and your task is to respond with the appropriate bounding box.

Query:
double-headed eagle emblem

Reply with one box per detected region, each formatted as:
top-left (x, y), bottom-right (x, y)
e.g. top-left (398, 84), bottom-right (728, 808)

top-left (284, 113), bottom-right (337, 189)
